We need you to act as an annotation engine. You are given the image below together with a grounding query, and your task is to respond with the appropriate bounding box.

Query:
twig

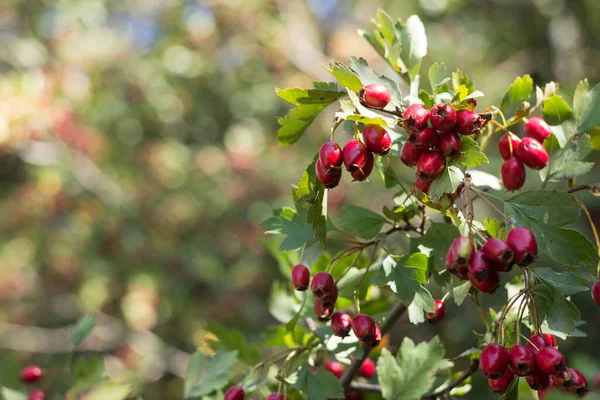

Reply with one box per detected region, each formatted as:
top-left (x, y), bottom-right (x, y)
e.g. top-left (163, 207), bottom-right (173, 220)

top-left (567, 183), bottom-right (600, 194)
top-left (470, 187), bottom-right (513, 226)
top-left (348, 382), bottom-right (381, 392)
top-left (573, 195), bottom-right (600, 278)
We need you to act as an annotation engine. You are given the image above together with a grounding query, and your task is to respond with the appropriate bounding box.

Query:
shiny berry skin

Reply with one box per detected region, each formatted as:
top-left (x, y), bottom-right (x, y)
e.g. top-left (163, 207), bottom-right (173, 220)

top-left (402, 104), bottom-right (429, 132)
top-left (535, 346), bottom-right (566, 375)
top-left (416, 151), bottom-right (445, 180)
top-left (413, 177), bottom-right (432, 195)
top-left (359, 358), bottom-right (376, 379)
top-left (20, 366), bottom-right (43, 384)
top-left (225, 386), bottom-right (245, 400)
top-left (456, 110), bottom-right (485, 135)
top-left (481, 238), bottom-right (514, 272)
top-left (331, 312), bottom-right (353, 338)
top-left (360, 84), bottom-right (391, 109)
top-left (488, 368), bottom-right (515, 394)
top-left (468, 252), bottom-right (493, 283)
top-left (412, 127), bottom-right (439, 150)
top-left (352, 314), bottom-right (377, 343)
top-left (316, 159), bottom-right (342, 189)
top-left (291, 264), bottom-right (310, 291)
top-left (426, 300), bottom-right (446, 325)
top-left (544, 334), bottom-right (557, 348)
top-left (314, 298), bottom-right (335, 322)
top-left (480, 343), bottom-right (510, 379)
top-left (569, 368), bottom-right (588, 397)
top-left (527, 368), bottom-right (551, 390)
top-left (266, 393), bottom-right (286, 400)
top-left (369, 324), bottom-right (381, 347)
top-left (526, 334), bottom-right (552, 355)
top-left (429, 103), bottom-right (457, 131)
top-left (501, 157), bottom-right (526, 191)
top-left (343, 140), bottom-right (369, 171)
top-left (517, 137), bottom-right (549, 170)
top-left (506, 227), bottom-right (538, 266)
top-left (311, 272), bottom-right (334, 298)
top-left (551, 369), bottom-right (572, 389)
top-left (362, 125), bottom-right (391, 154)
top-left (592, 281), bottom-right (600, 306)
top-left (28, 390), bottom-right (45, 400)
top-left (508, 345), bottom-right (536, 376)
top-left (400, 141), bottom-right (424, 167)
top-left (498, 133), bottom-right (522, 160)
top-left (324, 360), bottom-right (345, 378)
top-left (469, 271), bottom-right (499, 293)
top-left (524, 117), bottom-right (552, 144)
top-left (319, 141), bottom-right (343, 170)
top-left (445, 236), bottom-right (474, 280)
top-left (349, 150), bottom-right (374, 181)
top-left (438, 131), bottom-right (461, 157)
top-left (321, 283), bottom-right (338, 307)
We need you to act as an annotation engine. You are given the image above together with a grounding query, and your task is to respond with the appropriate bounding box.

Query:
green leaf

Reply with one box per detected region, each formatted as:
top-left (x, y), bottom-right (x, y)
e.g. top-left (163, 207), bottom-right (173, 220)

top-left (293, 157), bottom-right (328, 248)
top-left (501, 75), bottom-right (533, 119)
top-left (262, 208), bottom-right (315, 251)
top-left (418, 223), bottom-right (461, 275)
top-left (452, 281), bottom-right (472, 306)
top-left (456, 136), bottom-right (488, 167)
top-left (349, 57), bottom-right (402, 100)
top-left (397, 15), bottom-right (428, 80)
top-left (1, 388), bottom-right (27, 400)
top-left (336, 99), bottom-right (389, 126)
top-left (543, 94), bottom-right (573, 125)
top-left (574, 80), bottom-right (600, 134)
top-left (374, 9), bottom-right (396, 44)
top-left (429, 62), bottom-right (449, 93)
top-left (532, 268), bottom-right (590, 296)
top-left (533, 285), bottom-right (581, 335)
top-left (70, 315), bottom-right (96, 346)
top-left (377, 337), bottom-right (446, 400)
top-left (290, 366), bottom-right (344, 400)
top-left (74, 357), bottom-right (105, 382)
top-left (81, 383), bottom-right (132, 400)
top-left (338, 205), bottom-right (389, 239)
top-left (326, 62), bottom-right (363, 92)
top-left (428, 166), bottom-right (464, 202)
top-left (184, 350), bottom-right (238, 398)
top-left (269, 281), bottom-right (301, 324)
top-left (498, 378), bottom-right (519, 400)
top-left (484, 218), bottom-right (506, 240)
top-left (542, 134), bottom-right (593, 182)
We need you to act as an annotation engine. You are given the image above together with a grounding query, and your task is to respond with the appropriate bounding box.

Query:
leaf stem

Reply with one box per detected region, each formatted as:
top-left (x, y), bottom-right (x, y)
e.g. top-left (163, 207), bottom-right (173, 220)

top-left (470, 187), bottom-right (513, 226)
top-left (574, 194), bottom-right (600, 278)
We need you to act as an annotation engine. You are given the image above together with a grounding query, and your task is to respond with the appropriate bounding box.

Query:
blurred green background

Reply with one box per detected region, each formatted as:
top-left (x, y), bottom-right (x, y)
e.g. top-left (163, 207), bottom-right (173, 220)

top-left (0, 0), bottom-right (599, 399)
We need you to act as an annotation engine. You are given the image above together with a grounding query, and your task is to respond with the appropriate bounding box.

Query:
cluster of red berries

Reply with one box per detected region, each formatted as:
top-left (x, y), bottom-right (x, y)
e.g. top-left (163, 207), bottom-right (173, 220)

top-left (323, 358), bottom-right (375, 400)
top-left (224, 387), bottom-right (284, 400)
top-left (400, 102), bottom-right (488, 195)
top-left (481, 335), bottom-right (588, 398)
top-left (20, 365), bottom-right (45, 400)
top-left (446, 227), bottom-right (537, 293)
top-left (499, 117), bottom-right (551, 190)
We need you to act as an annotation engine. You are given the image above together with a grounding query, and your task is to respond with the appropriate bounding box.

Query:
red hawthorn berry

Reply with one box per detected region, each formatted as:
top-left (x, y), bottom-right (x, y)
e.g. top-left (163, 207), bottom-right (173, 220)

top-left (369, 324), bottom-right (381, 347)
top-left (416, 151), bottom-right (446, 180)
top-left (488, 368), bottom-right (515, 394)
top-left (28, 390), bottom-right (45, 400)
top-left (319, 141), bottom-right (343, 170)
top-left (412, 127), bottom-right (439, 150)
top-left (402, 104), bottom-right (429, 132)
top-left (445, 236), bottom-right (473, 280)
top-left (321, 283), bottom-right (338, 307)
top-left (508, 344), bottom-right (536, 376)
top-left (523, 117), bottom-right (552, 144)
top-left (480, 343), bottom-right (510, 379)
top-left (526, 334), bottom-right (552, 355)
top-left (400, 141), bottom-right (424, 167)
top-left (359, 84), bottom-right (391, 109)
top-left (468, 251), bottom-right (493, 283)
top-left (537, 389), bottom-right (550, 400)
top-left (352, 314), bottom-right (377, 343)
top-left (314, 298), bottom-right (335, 322)
top-left (342, 139), bottom-right (369, 172)
top-left (311, 272), bottom-right (334, 298)
top-left (456, 110), bottom-right (486, 135)
top-left (553, 369), bottom-right (572, 389)
top-left (291, 264), bottom-right (310, 291)
top-left (535, 346), bottom-right (566, 375)
top-left (362, 125), bottom-right (391, 154)
top-left (501, 157), bottom-right (526, 191)
top-left (517, 137), bottom-right (549, 170)
top-left (569, 368), bottom-right (588, 397)
top-left (20, 366), bottom-right (43, 384)
top-left (527, 368), bottom-right (551, 390)
top-left (506, 227), bottom-right (538, 266)
top-left (225, 386), bottom-right (245, 400)
top-left (413, 177), bottom-right (432, 195)
top-left (429, 103), bottom-right (457, 131)
top-left (469, 271), bottom-right (499, 294)
top-left (498, 133), bottom-right (522, 160)
top-left (438, 131), bottom-right (461, 157)
top-left (426, 300), bottom-right (446, 325)
top-left (331, 312), bottom-right (353, 338)
top-left (592, 281), bottom-right (600, 306)
top-left (266, 393), bottom-right (286, 400)
top-left (324, 360), bottom-right (345, 379)
top-left (316, 159), bottom-right (342, 189)
top-left (481, 238), bottom-right (514, 272)
top-left (349, 151), bottom-right (374, 181)
top-left (344, 391), bottom-right (363, 400)
top-left (359, 358), bottom-right (376, 379)
top-left (544, 334), bottom-right (557, 348)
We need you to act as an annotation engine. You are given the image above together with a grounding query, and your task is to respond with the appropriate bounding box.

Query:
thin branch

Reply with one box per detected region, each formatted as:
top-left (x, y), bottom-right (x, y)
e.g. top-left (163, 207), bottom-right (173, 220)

top-left (567, 183), bottom-right (600, 194)
top-left (348, 382), bottom-right (381, 392)
top-left (423, 359), bottom-right (480, 399)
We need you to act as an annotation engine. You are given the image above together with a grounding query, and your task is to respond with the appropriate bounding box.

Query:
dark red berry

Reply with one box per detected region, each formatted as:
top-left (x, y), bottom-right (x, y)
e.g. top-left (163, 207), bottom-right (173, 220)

top-left (438, 131), bottom-right (461, 157)
top-left (352, 314), bottom-right (377, 343)
top-left (498, 133), bottom-right (522, 160)
top-left (321, 284), bottom-right (338, 307)
top-left (316, 159), bottom-right (342, 189)
top-left (517, 137), bottom-right (549, 170)
top-left (456, 110), bottom-right (486, 135)
top-left (412, 177), bottom-right (432, 195)
top-left (481, 238), bottom-right (514, 272)
top-left (331, 312), bottom-right (353, 338)
top-left (569, 368), bottom-right (588, 397)
top-left (535, 346), bottom-right (566, 375)
top-left (362, 125), bottom-right (391, 154)
top-left (523, 117), bottom-right (552, 144)
top-left (508, 345), bottom-right (536, 376)
top-left (343, 140), bottom-right (370, 172)
top-left (359, 358), bottom-right (376, 379)
top-left (400, 141), bottom-right (424, 167)
top-left (225, 386), bottom-right (245, 400)
top-left (369, 324), bottom-right (381, 347)
top-left (527, 368), bottom-right (551, 390)
top-left (319, 141), bottom-right (343, 170)
top-left (416, 151), bottom-right (445, 180)
top-left (412, 127), bottom-right (439, 150)
top-left (20, 366), bottom-right (43, 384)
top-left (266, 393), bottom-right (286, 400)
top-left (429, 103), bottom-right (457, 131)
top-left (344, 391), bottom-right (363, 400)
top-left (506, 227), bottom-right (538, 266)
top-left (480, 343), bottom-right (510, 379)
top-left (311, 272), bottom-right (334, 298)
top-left (445, 236), bottom-right (473, 280)
top-left (592, 281), bottom-right (600, 306)
top-left (501, 157), bottom-right (526, 191)
top-left (314, 298), bottom-right (335, 322)
top-left (359, 84), bottom-right (391, 109)
top-left (402, 104), bottom-right (429, 132)
top-left (537, 389), bottom-right (549, 400)
top-left (488, 368), bottom-right (515, 394)
top-left (291, 264), bottom-right (310, 291)
top-left (526, 334), bottom-right (552, 355)
top-left (426, 300), bottom-right (446, 325)
top-left (470, 272), bottom-right (499, 293)
top-left (468, 252), bottom-right (493, 283)
top-left (28, 390), bottom-right (45, 400)
top-left (552, 369), bottom-right (572, 389)
top-left (544, 334), bottom-right (557, 348)
top-left (349, 151), bottom-right (374, 181)
top-left (324, 360), bottom-right (345, 379)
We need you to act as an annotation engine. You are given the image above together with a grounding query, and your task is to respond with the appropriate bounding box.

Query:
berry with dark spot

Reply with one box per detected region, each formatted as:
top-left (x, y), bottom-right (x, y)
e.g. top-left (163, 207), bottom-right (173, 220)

top-left (352, 314), bottom-right (377, 343)
top-left (506, 227), bottom-right (538, 266)
top-left (402, 104), bottom-right (429, 132)
top-left (331, 312), bottom-right (353, 338)
top-left (429, 104), bottom-right (457, 131)
top-left (481, 238), bottom-right (514, 272)
top-left (416, 151), bottom-right (446, 180)
top-left (291, 264), bottom-right (310, 291)
top-left (400, 141), bottom-right (424, 167)
top-left (456, 110), bottom-right (486, 135)
top-left (438, 131), bottom-right (462, 157)
top-left (480, 343), bottom-right (510, 379)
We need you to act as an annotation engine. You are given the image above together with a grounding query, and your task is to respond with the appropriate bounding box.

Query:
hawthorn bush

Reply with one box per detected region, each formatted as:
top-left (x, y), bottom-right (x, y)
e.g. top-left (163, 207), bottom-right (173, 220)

top-left (188, 9), bottom-right (600, 400)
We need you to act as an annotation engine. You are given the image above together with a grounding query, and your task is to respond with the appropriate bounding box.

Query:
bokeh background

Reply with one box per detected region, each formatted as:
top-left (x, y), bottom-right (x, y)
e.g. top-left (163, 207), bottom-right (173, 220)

top-left (0, 0), bottom-right (599, 399)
